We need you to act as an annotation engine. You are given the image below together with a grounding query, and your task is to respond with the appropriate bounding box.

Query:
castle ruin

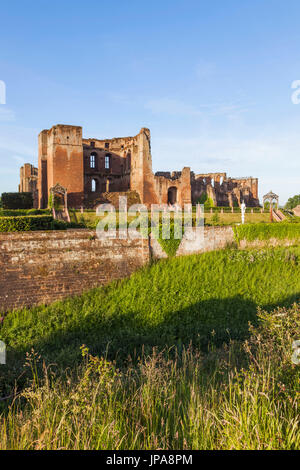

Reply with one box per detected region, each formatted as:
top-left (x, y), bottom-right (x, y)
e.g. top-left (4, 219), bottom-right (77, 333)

top-left (19, 125), bottom-right (259, 208)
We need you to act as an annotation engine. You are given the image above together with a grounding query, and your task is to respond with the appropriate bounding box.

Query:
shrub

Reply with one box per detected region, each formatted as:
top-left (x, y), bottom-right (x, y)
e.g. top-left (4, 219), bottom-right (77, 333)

top-left (0, 209), bottom-right (51, 217)
top-left (48, 193), bottom-right (62, 210)
top-left (1, 192), bottom-right (33, 209)
top-left (26, 209), bottom-right (51, 215)
top-left (0, 209), bottom-right (28, 217)
top-left (0, 215), bottom-right (54, 232)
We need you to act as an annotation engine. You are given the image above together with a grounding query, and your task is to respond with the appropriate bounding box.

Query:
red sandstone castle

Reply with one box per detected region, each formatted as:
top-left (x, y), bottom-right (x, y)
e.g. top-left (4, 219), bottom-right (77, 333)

top-left (19, 125), bottom-right (259, 208)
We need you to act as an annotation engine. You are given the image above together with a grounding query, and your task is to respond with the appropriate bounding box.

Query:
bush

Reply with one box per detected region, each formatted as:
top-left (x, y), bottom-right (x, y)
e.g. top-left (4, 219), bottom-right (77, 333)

top-left (0, 209), bottom-right (28, 217)
top-left (48, 193), bottom-right (62, 211)
top-left (26, 209), bottom-right (51, 215)
top-left (1, 192), bottom-right (33, 209)
top-left (0, 209), bottom-right (50, 217)
top-left (0, 215), bottom-right (54, 232)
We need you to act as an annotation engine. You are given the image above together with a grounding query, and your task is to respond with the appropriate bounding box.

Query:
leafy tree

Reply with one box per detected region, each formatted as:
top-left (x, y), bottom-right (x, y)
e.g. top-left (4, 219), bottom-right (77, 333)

top-left (196, 192), bottom-right (214, 208)
top-left (197, 192), bottom-right (208, 204)
top-left (285, 195), bottom-right (300, 210)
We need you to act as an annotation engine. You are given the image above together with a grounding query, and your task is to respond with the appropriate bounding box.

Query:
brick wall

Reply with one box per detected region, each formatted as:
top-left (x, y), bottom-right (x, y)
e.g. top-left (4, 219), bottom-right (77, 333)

top-left (2, 225), bottom-right (290, 313)
top-left (177, 226), bottom-right (234, 256)
top-left (0, 230), bottom-right (149, 312)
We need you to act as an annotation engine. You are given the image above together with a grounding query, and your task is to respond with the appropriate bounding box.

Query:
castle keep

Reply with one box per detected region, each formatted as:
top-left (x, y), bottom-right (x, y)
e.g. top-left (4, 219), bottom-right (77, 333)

top-left (20, 125), bottom-right (259, 208)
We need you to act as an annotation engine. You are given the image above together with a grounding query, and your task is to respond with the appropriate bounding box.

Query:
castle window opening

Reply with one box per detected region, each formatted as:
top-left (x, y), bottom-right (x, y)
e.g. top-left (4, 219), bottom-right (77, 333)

top-left (90, 153), bottom-right (96, 169)
top-left (91, 179), bottom-right (97, 192)
top-left (105, 155), bottom-right (110, 169)
top-left (168, 186), bottom-right (177, 205)
top-left (105, 142), bottom-right (110, 149)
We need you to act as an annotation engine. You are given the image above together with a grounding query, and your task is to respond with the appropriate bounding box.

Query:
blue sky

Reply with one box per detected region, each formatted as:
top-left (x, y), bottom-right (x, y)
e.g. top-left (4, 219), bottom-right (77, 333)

top-left (0, 0), bottom-right (300, 204)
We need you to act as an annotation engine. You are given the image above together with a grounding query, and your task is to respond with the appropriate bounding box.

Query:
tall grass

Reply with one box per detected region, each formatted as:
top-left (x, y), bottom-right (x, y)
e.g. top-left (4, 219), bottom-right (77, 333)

top-left (234, 222), bottom-right (300, 242)
top-left (1, 247), bottom-right (300, 395)
top-left (0, 303), bottom-right (299, 450)
top-left (0, 247), bottom-right (299, 449)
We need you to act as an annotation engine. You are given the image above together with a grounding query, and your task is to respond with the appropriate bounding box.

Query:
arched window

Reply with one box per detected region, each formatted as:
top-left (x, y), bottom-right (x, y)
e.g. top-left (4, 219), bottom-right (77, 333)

top-left (167, 187), bottom-right (177, 205)
top-left (220, 176), bottom-right (224, 186)
top-left (211, 178), bottom-right (215, 187)
top-left (90, 153), bottom-right (97, 169)
top-left (91, 179), bottom-right (97, 192)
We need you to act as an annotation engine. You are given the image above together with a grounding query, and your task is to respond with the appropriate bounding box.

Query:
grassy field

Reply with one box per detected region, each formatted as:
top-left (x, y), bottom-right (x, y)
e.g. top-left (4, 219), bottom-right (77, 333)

top-left (70, 210), bottom-right (271, 228)
top-left (0, 247), bottom-right (299, 449)
top-left (204, 211), bottom-right (270, 224)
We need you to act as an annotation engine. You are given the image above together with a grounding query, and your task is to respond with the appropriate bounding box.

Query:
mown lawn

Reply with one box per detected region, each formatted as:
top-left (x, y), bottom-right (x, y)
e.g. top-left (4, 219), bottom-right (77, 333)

top-left (71, 210), bottom-right (271, 228)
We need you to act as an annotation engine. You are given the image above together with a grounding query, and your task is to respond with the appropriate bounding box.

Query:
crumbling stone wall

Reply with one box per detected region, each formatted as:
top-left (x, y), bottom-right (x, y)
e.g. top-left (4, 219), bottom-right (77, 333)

top-left (293, 205), bottom-right (300, 217)
top-left (38, 125), bottom-right (84, 208)
top-left (191, 173), bottom-right (259, 207)
top-left (19, 164), bottom-right (38, 207)
top-left (36, 126), bottom-right (191, 210)
top-left (24, 125), bottom-right (259, 210)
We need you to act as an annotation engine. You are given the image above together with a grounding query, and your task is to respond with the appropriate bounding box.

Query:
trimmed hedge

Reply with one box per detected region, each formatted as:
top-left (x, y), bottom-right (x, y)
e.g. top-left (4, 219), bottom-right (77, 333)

top-left (233, 223), bottom-right (300, 243)
top-left (0, 215), bottom-right (54, 232)
top-left (1, 192), bottom-right (33, 209)
top-left (201, 206), bottom-right (266, 214)
top-left (0, 209), bottom-right (50, 217)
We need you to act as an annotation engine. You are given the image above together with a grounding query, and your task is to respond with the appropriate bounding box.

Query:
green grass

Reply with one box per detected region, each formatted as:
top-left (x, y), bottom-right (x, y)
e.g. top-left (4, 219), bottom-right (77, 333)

top-left (71, 210), bottom-right (271, 229)
top-left (234, 222), bottom-right (300, 242)
top-left (0, 303), bottom-right (299, 450)
top-left (1, 247), bottom-right (300, 449)
top-left (1, 247), bottom-right (300, 391)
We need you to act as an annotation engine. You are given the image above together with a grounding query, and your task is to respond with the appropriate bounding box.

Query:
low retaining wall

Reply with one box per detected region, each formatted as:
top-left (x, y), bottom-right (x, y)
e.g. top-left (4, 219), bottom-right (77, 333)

top-left (177, 226), bottom-right (234, 256)
top-left (0, 230), bottom-right (149, 312)
top-left (150, 226), bottom-right (235, 258)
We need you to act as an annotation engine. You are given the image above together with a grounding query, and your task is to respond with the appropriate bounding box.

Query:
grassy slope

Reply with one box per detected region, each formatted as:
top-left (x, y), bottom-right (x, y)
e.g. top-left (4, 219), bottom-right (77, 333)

top-left (1, 247), bottom-right (300, 372)
top-left (1, 247), bottom-right (300, 449)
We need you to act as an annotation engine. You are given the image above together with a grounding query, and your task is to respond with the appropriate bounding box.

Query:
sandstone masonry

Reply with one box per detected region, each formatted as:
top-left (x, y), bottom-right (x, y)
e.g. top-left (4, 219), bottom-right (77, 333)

top-left (20, 125), bottom-right (259, 209)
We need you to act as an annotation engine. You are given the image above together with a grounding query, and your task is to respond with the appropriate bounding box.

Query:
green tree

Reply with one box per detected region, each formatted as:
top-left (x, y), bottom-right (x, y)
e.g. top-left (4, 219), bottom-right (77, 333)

top-left (285, 195), bottom-right (300, 210)
top-left (196, 193), bottom-right (214, 208)
top-left (197, 192), bottom-right (208, 204)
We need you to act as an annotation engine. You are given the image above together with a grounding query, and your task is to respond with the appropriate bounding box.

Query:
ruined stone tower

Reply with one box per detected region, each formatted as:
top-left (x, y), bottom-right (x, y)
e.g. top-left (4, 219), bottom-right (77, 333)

top-left (19, 124), bottom-right (259, 209)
